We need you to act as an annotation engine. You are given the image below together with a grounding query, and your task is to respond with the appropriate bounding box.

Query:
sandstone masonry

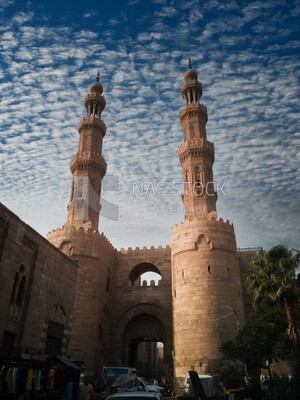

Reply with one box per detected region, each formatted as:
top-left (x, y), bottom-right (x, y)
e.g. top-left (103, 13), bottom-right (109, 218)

top-left (0, 63), bottom-right (258, 392)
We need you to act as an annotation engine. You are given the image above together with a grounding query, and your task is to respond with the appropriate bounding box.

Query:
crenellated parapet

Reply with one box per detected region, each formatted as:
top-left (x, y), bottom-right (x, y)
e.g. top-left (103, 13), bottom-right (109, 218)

top-left (47, 225), bottom-right (116, 257)
top-left (172, 216), bottom-right (236, 254)
top-left (118, 244), bottom-right (171, 254)
top-left (116, 245), bottom-right (172, 287)
top-left (172, 215), bottom-right (233, 229)
top-left (47, 225), bottom-right (114, 244)
top-left (48, 224), bottom-right (108, 238)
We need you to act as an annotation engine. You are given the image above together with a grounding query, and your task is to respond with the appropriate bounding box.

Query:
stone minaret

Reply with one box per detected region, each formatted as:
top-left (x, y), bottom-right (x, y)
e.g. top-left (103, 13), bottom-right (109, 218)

top-left (171, 61), bottom-right (245, 389)
top-left (179, 58), bottom-right (217, 219)
top-left (66, 71), bottom-right (107, 231)
top-left (47, 74), bottom-right (116, 374)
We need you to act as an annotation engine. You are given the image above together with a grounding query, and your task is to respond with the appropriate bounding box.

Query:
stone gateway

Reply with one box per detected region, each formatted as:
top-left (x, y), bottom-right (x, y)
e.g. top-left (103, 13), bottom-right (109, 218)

top-left (0, 62), bottom-right (257, 393)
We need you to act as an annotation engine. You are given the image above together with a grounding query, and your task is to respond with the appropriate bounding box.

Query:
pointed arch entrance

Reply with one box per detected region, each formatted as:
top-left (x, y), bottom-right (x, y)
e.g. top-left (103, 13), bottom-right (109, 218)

top-left (110, 303), bottom-right (172, 379)
top-left (124, 313), bottom-right (164, 377)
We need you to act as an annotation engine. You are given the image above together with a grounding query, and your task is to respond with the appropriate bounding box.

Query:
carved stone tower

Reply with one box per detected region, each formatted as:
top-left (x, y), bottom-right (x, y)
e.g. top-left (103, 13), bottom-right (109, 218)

top-left (48, 75), bottom-right (116, 374)
top-left (179, 58), bottom-right (217, 218)
top-left (171, 61), bottom-right (245, 388)
top-left (66, 72), bottom-right (107, 231)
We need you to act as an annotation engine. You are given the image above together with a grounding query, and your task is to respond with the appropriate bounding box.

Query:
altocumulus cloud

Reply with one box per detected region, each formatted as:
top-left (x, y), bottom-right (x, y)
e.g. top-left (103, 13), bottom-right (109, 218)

top-left (0, 0), bottom-right (299, 251)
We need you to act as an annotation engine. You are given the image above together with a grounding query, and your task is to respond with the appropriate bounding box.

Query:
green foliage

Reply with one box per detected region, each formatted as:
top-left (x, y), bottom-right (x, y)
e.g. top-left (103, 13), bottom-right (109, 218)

top-left (221, 245), bottom-right (300, 398)
top-left (219, 310), bottom-right (294, 400)
top-left (247, 244), bottom-right (300, 308)
top-left (220, 311), bottom-right (293, 369)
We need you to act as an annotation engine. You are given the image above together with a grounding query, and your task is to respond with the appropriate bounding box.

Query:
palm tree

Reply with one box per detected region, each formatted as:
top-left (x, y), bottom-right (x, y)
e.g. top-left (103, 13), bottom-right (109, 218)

top-left (247, 245), bottom-right (300, 341)
top-left (247, 244), bottom-right (300, 399)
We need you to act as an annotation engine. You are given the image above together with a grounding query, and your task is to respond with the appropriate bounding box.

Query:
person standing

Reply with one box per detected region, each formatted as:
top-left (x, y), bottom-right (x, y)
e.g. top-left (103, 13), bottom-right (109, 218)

top-left (77, 377), bottom-right (95, 400)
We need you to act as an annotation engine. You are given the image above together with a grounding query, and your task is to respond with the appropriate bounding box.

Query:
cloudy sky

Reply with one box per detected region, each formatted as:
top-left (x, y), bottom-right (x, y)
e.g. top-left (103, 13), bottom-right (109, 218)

top-left (0, 0), bottom-right (299, 251)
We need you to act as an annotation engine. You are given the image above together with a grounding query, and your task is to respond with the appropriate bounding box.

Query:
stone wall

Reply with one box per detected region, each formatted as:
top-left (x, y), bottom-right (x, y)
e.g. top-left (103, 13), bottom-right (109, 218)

top-left (47, 226), bottom-right (117, 375)
top-left (0, 200), bottom-right (261, 379)
top-left (106, 246), bottom-right (173, 374)
top-left (0, 203), bottom-right (78, 358)
top-left (171, 216), bottom-right (245, 390)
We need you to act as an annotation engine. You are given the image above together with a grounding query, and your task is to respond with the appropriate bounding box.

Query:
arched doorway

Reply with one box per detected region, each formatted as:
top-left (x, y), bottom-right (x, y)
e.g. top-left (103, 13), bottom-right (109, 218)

top-left (123, 313), bottom-right (166, 379)
top-left (129, 262), bottom-right (162, 286)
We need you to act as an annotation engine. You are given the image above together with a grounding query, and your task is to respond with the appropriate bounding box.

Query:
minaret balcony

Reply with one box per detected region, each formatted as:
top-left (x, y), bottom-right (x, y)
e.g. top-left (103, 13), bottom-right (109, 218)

top-left (178, 139), bottom-right (214, 163)
top-left (84, 93), bottom-right (106, 109)
top-left (179, 103), bottom-right (207, 121)
top-left (78, 117), bottom-right (106, 135)
top-left (181, 80), bottom-right (202, 98)
top-left (70, 154), bottom-right (107, 176)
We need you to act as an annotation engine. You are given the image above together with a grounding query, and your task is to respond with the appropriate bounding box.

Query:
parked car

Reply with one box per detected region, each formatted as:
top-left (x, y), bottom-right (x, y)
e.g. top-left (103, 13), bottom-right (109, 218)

top-left (107, 390), bottom-right (165, 400)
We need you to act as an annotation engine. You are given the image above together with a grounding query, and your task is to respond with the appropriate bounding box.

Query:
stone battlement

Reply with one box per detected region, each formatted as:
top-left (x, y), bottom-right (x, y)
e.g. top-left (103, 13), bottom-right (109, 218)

top-left (172, 216), bottom-right (233, 229)
top-left (118, 245), bottom-right (171, 254)
top-left (171, 214), bottom-right (237, 255)
top-left (47, 225), bottom-right (115, 249)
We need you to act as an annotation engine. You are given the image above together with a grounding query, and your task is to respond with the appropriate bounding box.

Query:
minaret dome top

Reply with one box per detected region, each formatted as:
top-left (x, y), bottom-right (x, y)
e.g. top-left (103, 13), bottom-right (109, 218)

top-left (90, 70), bottom-right (103, 94)
top-left (90, 80), bottom-right (103, 94)
top-left (184, 58), bottom-right (198, 81)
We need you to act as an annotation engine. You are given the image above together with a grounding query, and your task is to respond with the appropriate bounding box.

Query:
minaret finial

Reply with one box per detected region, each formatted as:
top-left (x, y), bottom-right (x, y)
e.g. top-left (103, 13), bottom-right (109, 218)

top-left (188, 58), bottom-right (192, 69)
top-left (96, 70), bottom-right (100, 82)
